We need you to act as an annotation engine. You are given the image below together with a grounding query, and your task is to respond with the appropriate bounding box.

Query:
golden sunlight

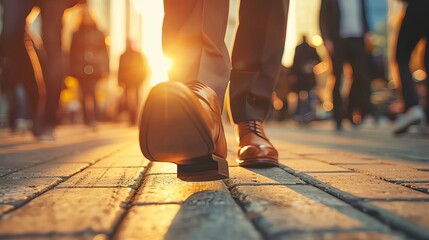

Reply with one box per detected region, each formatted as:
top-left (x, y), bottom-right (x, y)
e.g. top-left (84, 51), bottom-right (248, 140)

top-left (132, 0), bottom-right (170, 86)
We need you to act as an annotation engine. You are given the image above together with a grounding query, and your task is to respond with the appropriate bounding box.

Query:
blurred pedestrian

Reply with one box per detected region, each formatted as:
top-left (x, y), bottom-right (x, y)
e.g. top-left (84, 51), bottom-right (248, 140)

top-left (139, 0), bottom-right (288, 181)
top-left (118, 38), bottom-right (150, 126)
top-left (290, 35), bottom-right (321, 124)
top-left (0, 30), bottom-right (34, 134)
top-left (0, 0), bottom-right (84, 140)
top-left (393, 0), bottom-right (429, 135)
top-left (319, 0), bottom-right (372, 130)
top-left (69, 4), bottom-right (109, 129)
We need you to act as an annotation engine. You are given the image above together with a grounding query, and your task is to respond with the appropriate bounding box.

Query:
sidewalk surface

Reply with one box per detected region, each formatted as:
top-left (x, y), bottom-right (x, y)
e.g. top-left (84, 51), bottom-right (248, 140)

top-left (0, 121), bottom-right (428, 240)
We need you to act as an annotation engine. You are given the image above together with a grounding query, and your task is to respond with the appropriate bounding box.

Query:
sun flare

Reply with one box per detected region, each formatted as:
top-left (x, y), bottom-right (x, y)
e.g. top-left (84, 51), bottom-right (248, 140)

top-left (132, 0), bottom-right (169, 86)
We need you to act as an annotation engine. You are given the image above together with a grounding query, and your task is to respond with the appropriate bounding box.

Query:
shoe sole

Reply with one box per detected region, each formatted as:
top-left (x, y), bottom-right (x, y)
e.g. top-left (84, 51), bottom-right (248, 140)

top-left (139, 82), bottom-right (229, 181)
top-left (237, 158), bottom-right (279, 168)
top-left (394, 118), bottom-right (421, 135)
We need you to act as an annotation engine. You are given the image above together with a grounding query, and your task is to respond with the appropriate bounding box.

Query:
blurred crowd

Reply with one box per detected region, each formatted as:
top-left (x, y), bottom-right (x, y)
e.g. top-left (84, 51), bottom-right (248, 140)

top-left (0, 1), bottom-right (149, 140)
top-left (271, 0), bottom-right (428, 136)
top-left (0, 0), bottom-right (427, 140)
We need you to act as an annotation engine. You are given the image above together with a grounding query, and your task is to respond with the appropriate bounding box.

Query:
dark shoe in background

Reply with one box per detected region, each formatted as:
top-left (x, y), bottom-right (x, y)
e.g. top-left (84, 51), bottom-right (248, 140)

top-left (139, 81), bottom-right (229, 181)
top-left (235, 120), bottom-right (279, 167)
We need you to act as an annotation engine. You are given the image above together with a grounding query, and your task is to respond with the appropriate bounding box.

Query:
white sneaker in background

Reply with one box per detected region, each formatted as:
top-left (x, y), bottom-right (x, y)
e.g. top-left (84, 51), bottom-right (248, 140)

top-left (393, 105), bottom-right (426, 135)
top-left (15, 118), bottom-right (30, 134)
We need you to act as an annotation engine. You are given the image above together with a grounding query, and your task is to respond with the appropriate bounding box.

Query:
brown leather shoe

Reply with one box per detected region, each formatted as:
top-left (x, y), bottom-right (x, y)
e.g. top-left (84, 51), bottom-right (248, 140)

top-left (139, 81), bottom-right (229, 181)
top-left (236, 120), bottom-right (279, 167)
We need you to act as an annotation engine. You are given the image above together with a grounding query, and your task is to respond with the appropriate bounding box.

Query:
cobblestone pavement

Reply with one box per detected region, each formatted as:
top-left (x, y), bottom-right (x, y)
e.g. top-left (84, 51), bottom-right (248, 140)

top-left (0, 121), bottom-right (428, 240)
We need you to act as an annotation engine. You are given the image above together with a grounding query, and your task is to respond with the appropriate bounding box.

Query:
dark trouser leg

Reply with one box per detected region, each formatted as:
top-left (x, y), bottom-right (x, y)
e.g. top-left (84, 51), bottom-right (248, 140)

top-left (162, 0), bottom-right (230, 103)
top-left (345, 37), bottom-right (371, 119)
top-left (395, 1), bottom-right (427, 112)
top-left (425, 32), bottom-right (429, 121)
top-left (0, 0), bottom-right (39, 131)
top-left (128, 86), bottom-right (138, 125)
top-left (38, 1), bottom-right (68, 129)
top-left (80, 84), bottom-right (89, 124)
top-left (230, 0), bottom-right (288, 123)
top-left (330, 46), bottom-right (344, 127)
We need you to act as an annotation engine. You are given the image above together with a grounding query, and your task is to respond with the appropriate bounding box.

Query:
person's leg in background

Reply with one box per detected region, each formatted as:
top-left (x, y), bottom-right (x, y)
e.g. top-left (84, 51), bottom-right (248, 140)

top-left (37, 0), bottom-right (69, 137)
top-left (347, 37), bottom-right (371, 126)
top-left (139, 0), bottom-right (231, 181)
top-left (329, 42), bottom-right (344, 131)
top-left (394, 0), bottom-right (427, 135)
top-left (0, 0), bottom-right (39, 135)
top-left (425, 29), bottom-right (429, 123)
top-left (79, 78), bottom-right (97, 127)
top-left (230, 0), bottom-right (288, 166)
top-left (128, 86), bottom-right (139, 126)
top-left (79, 80), bottom-right (89, 125)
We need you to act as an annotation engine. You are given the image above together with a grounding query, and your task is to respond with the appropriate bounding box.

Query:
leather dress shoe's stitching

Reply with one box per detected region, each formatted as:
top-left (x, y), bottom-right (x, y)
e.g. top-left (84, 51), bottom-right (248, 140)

top-left (186, 82), bottom-right (219, 113)
top-left (187, 82), bottom-right (206, 91)
top-left (186, 81), bottom-right (223, 144)
top-left (238, 120), bottom-right (269, 141)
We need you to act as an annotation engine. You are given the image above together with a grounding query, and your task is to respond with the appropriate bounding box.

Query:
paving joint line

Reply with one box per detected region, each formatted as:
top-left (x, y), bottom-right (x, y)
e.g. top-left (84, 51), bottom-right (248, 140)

top-left (0, 142), bottom-right (129, 178)
top-left (280, 164), bottom-right (426, 240)
top-left (0, 230), bottom-right (109, 239)
top-left (0, 145), bottom-right (128, 216)
top-left (269, 227), bottom-right (385, 239)
top-left (223, 172), bottom-right (281, 240)
top-left (227, 182), bottom-right (307, 189)
top-left (304, 155), bottom-right (429, 196)
top-left (109, 161), bottom-right (153, 239)
top-left (132, 202), bottom-right (182, 206)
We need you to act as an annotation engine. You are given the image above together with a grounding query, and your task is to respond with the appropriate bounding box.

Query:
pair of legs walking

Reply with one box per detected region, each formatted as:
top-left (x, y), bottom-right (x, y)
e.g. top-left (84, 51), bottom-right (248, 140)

top-left (1, 0), bottom-right (72, 138)
top-left (394, 0), bottom-right (429, 135)
top-left (329, 37), bottom-right (370, 130)
top-left (139, 0), bottom-right (288, 181)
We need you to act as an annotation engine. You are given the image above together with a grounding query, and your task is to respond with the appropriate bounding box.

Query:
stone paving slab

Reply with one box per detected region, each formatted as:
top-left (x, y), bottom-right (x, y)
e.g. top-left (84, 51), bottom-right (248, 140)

top-left (270, 140), bottom-right (336, 156)
top-left (0, 141), bottom-right (128, 177)
top-left (280, 158), bottom-right (354, 173)
top-left (1, 123), bottom-right (428, 240)
top-left (228, 184), bottom-right (401, 239)
top-left (371, 201), bottom-right (429, 229)
top-left (225, 166), bottom-right (306, 187)
top-left (57, 165), bottom-right (144, 189)
top-left (0, 204), bottom-right (14, 215)
top-left (335, 163), bottom-right (429, 182)
top-left (4, 162), bottom-right (90, 179)
top-left (281, 162), bottom-right (429, 239)
top-left (93, 145), bottom-right (149, 168)
top-left (0, 152), bottom-right (61, 177)
top-left (0, 188), bottom-right (132, 237)
top-left (120, 167), bottom-right (261, 240)
top-left (307, 172), bottom-right (429, 200)
top-left (91, 156), bottom-right (149, 168)
top-left (115, 204), bottom-right (182, 240)
top-left (362, 201), bottom-right (429, 239)
top-left (117, 202), bottom-right (261, 240)
top-left (304, 153), bottom-right (382, 165)
top-left (147, 162), bottom-right (177, 175)
top-left (0, 235), bottom-right (102, 240)
top-left (0, 177), bottom-right (62, 205)
top-left (134, 174), bottom-right (226, 204)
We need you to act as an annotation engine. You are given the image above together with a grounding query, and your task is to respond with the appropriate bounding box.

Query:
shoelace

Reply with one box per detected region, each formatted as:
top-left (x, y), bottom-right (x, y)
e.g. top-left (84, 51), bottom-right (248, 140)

top-left (238, 120), bottom-right (269, 141)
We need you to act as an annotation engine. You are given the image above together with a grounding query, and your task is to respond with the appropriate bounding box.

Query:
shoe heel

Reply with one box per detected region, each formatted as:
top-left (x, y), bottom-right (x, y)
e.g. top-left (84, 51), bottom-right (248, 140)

top-left (177, 154), bottom-right (229, 182)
